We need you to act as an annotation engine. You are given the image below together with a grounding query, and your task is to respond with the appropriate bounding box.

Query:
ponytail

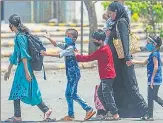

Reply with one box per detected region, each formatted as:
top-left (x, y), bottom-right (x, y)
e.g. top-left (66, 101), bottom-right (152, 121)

top-left (17, 23), bottom-right (30, 34)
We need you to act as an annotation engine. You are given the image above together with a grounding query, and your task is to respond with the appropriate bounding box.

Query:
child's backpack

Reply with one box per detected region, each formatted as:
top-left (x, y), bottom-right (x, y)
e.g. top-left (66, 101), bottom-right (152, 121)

top-left (94, 85), bottom-right (105, 110)
top-left (17, 33), bottom-right (46, 80)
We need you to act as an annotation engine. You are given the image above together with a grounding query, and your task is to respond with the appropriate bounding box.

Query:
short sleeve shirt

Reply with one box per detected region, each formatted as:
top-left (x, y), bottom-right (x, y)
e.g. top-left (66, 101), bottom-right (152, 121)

top-left (56, 42), bottom-right (75, 58)
top-left (147, 51), bottom-right (162, 85)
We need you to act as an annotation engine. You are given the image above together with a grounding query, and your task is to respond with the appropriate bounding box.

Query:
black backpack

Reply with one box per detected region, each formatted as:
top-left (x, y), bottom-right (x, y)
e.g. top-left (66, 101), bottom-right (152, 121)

top-left (17, 33), bottom-right (46, 80)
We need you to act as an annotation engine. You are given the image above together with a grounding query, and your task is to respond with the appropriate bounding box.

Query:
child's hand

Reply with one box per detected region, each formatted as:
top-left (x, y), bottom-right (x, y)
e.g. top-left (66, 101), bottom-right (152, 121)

top-left (130, 60), bottom-right (135, 64)
top-left (40, 50), bottom-right (48, 56)
top-left (105, 30), bottom-right (110, 37)
top-left (44, 31), bottom-right (51, 39)
top-left (74, 51), bottom-right (80, 56)
top-left (150, 79), bottom-right (154, 89)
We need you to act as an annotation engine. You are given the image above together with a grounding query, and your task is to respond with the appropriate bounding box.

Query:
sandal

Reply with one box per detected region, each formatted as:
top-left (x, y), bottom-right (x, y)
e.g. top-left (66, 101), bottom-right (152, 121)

top-left (147, 117), bottom-right (154, 121)
top-left (95, 115), bottom-right (105, 120)
top-left (104, 113), bottom-right (120, 121)
top-left (140, 116), bottom-right (154, 121)
top-left (104, 116), bottom-right (120, 121)
top-left (43, 118), bottom-right (56, 122)
top-left (84, 109), bottom-right (96, 120)
top-left (5, 117), bottom-right (22, 122)
top-left (60, 116), bottom-right (74, 121)
top-left (43, 109), bottom-right (56, 122)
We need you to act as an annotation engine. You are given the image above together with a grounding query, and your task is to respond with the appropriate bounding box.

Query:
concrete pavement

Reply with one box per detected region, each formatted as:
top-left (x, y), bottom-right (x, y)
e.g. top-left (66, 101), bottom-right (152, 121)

top-left (1, 67), bottom-right (163, 122)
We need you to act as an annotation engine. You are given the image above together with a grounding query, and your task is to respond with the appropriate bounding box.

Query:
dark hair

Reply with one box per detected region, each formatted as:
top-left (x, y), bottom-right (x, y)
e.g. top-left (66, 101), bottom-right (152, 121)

top-left (154, 36), bottom-right (162, 49)
top-left (150, 36), bottom-right (162, 46)
top-left (92, 29), bottom-right (106, 41)
top-left (149, 36), bottom-right (162, 50)
top-left (66, 29), bottom-right (78, 39)
top-left (8, 14), bottom-right (29, 34)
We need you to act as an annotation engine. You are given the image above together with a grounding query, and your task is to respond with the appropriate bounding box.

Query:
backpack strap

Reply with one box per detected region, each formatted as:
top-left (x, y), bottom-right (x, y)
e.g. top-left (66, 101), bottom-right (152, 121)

top-left (42, 63), bottom-right (46, 80)
top-left (15, 34), bottom-right (22, 63)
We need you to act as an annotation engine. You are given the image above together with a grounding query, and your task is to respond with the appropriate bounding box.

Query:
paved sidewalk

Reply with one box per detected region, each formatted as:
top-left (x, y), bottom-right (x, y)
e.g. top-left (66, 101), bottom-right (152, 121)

top-left (1, 67), bottom-right (163, 122)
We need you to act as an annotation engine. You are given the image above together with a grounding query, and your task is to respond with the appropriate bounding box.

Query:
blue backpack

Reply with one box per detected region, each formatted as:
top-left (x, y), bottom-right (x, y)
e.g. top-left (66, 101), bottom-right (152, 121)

top-left (17, 33), bottom-right (46, 80)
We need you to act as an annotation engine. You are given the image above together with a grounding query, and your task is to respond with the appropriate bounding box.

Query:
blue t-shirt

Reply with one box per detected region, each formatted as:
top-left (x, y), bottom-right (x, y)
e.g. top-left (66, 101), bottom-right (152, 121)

top-left (147, 51), bottom-right (162, 85)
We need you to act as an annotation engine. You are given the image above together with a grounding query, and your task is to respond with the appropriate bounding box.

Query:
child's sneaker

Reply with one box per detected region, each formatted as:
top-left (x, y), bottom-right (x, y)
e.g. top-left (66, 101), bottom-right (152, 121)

top-left (60, 116), bottom-right (74, 121)
top-left (84, 109), bottom-right (96, 120)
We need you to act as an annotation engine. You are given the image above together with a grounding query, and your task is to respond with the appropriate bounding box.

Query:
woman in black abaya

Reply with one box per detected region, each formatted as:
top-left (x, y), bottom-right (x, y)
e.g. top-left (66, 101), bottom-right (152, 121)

top-left (106, 2), bottom-right (148, 118)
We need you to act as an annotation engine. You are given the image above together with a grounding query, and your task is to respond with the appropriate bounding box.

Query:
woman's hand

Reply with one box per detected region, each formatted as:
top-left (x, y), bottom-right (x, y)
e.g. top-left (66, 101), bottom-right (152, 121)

top-left (44, 31), bottom-right (51, 40)
top-left (126, 60), bottom-right (133, 66)
top-left (150, 80), bottom-right (154, 89)
top-left (25, 71), bottom-right (32, 82)
top-left (105, 30), bottom-right (110, 37)
top-left (4, 70), bottom-right (11, 81)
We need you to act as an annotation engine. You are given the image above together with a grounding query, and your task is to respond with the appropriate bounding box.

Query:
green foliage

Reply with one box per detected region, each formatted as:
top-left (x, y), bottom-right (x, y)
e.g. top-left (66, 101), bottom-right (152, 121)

top-left (101, 1), bottom-right (163, 22)
top-left (101, 1), bottom-right (111, 10)
top-left (131, 13), bottom-right (139, 22)
top-left (101, 1), bottom-right (163, 36)
top-left (160, 30), bottom-right (163, 38)
top-left (152, 3), bottom-right (163, 23)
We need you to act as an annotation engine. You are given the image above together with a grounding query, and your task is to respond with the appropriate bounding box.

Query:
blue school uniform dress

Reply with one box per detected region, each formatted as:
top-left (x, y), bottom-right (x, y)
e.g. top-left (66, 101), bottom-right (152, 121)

top-left (8, 32), bottom-right (42, 106)
top-left (56, 42), bottom-right (92, 117)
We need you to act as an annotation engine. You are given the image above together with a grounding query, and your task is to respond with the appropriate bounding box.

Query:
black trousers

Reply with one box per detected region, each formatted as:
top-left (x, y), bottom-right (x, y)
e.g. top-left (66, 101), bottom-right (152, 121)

top-left (148, 85), bottom-right (163, 118)
top-left (97, 78), bottom-right (118, 115)
top-left (14, 100), bottom-right (49, 117)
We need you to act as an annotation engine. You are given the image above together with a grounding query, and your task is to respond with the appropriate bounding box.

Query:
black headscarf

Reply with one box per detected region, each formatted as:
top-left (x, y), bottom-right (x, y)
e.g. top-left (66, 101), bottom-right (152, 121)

top-left (107, 2), bottom-right (129, 24)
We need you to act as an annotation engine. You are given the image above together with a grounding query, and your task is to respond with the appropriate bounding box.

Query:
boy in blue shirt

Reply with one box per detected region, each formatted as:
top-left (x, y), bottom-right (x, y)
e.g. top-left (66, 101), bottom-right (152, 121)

top-left (41, 29), bottom-right (96, 121)
top-left (132, 36), bottom-right (163, 120)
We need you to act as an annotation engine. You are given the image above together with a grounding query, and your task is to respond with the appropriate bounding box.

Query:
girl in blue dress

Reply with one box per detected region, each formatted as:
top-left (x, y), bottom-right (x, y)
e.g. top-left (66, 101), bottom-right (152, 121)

top-left (4, 14), bottom-right (53, 122)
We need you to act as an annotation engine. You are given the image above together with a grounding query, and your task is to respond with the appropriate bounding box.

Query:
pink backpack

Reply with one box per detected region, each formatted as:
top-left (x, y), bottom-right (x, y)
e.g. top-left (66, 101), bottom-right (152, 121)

top-left (94, 85), bottom-right (105, 110)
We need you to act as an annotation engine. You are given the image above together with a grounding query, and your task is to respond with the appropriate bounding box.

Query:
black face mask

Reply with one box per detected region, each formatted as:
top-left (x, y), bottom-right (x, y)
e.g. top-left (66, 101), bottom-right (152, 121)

top-left (93, 42), bottom-right (101, 47)
top-left (9, 24), bottom-right (13, 31)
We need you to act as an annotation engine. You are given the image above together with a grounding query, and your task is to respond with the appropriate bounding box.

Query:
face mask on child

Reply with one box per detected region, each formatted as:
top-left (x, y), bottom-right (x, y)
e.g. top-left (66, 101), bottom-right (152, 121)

top-left (65, 37), bottom-right (74, 45)
top-left (93, 42), bottom-right (101, 47)
top-left (145, 43), bottom-right (155, 52)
